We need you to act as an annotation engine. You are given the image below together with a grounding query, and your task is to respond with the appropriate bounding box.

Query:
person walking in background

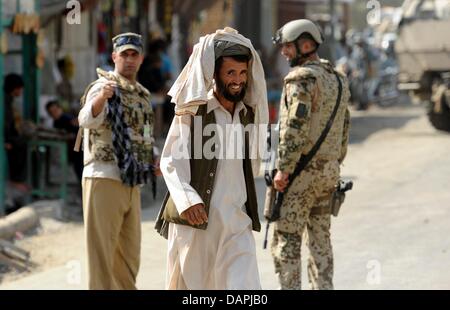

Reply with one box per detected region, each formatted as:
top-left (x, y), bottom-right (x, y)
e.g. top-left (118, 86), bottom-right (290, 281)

top-left (46, 100), bottom-right (83, 184)
top-left (3, 73), bottom-right (28, 193)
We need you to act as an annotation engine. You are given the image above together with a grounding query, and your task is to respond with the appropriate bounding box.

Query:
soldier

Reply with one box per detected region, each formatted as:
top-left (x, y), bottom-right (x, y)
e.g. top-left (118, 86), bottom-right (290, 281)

top-left (271, 20), bottom-right (351, 290)
top-left (77, 33), bottom-right (160, 289)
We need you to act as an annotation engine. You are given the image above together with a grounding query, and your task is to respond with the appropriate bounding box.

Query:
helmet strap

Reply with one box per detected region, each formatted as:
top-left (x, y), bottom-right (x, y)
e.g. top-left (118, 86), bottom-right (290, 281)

top-left (290, 40), bottom-right (319, 67)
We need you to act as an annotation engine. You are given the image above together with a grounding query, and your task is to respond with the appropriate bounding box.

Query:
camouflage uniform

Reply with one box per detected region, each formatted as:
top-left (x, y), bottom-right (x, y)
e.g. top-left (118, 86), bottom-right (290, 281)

top-left (271, 59), bottom-right (351, 290)
top-left (78, 68), bottom-right (155, 289)
top-left (80, 68), bottom-right (154, 166)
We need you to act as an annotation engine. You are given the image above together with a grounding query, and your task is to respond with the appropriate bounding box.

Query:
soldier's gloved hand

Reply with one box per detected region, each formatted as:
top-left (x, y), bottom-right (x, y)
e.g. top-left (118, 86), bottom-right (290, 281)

top-left (274, 171), bottom-right (290, 192)
top-left (181, 203), bottom-right (208, 226)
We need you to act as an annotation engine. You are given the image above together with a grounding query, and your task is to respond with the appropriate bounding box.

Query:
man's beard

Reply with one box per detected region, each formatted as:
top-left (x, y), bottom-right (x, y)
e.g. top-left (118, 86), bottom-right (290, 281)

top-left (216, 77), bottom-right (248, 103)
top-left (289, 55), bottom-right (303, 67)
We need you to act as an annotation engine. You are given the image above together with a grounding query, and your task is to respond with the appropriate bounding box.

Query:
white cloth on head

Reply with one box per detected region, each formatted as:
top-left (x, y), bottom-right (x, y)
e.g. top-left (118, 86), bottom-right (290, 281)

top-left (168, 27), bottom-right (269, 174)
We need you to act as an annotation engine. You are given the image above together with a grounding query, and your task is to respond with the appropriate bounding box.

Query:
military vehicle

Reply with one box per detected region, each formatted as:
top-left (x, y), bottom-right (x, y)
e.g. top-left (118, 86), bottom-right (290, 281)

top-left (395, 0), bottom-right (450, 131)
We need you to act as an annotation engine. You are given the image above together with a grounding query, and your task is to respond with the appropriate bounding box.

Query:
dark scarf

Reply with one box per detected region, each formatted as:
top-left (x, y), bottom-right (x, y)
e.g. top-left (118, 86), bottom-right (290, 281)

top-left (106, 88), bottom-right (152, 187)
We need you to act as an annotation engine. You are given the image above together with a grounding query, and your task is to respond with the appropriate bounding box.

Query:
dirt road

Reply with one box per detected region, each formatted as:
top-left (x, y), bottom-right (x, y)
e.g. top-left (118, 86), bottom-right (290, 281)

top-left (1, 102), bottom-right (449, 289)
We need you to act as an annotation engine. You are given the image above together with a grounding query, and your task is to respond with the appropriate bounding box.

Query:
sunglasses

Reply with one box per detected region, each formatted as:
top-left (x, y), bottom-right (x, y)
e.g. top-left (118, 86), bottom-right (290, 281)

top-left (114, 36), bottom-right (143, 48)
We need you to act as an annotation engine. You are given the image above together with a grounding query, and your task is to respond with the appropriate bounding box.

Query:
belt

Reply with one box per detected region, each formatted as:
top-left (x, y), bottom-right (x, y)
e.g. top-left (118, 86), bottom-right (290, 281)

top-left (303, 154), bottom-right (336, 161)
top-left (310, 206), bottom-right (331, 215)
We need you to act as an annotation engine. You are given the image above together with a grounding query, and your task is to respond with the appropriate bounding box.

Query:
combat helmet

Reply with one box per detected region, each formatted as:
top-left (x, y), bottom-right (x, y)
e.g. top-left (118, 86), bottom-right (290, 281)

top-left (273, 19), bottom-right (324, 66)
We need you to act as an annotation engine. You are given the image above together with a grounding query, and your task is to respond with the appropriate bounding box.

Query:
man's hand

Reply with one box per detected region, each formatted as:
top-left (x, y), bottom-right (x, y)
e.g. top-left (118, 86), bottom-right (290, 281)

top-left (153, 157), bottom-right (162, 177)
top-left (274, 170), bottom-right (290, 192)
top-left (180, 203), bottom-right (208, 226)
top-left (92, 81), bottom-right (117, 117)
top-left (70, 118), bottom-right (79, 127)
top-left (99, 81), bottom-right (117, 101)
top-left (4, 143), bottom-right (12, 150)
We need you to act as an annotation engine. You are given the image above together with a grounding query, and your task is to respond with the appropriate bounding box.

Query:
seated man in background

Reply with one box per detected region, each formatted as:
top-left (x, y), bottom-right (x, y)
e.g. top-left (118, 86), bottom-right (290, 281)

top-left (3, 73), bottom-right (28, 192)
top-left (45, 100), bottom-right (83, 184)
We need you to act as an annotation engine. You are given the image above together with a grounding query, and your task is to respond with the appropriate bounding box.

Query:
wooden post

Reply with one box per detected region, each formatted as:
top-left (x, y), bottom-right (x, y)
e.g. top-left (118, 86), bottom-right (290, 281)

top-left (22, 33), bottom-right (39, 122)
top-left (329, 0), bottom-right (337, 62)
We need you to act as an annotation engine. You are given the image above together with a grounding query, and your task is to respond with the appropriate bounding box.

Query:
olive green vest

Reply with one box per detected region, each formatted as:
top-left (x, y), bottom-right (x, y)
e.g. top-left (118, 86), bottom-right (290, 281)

top-left (155, 103), bottom-right (261, 239)
top-left (79, 69), bottom-right (154, 166)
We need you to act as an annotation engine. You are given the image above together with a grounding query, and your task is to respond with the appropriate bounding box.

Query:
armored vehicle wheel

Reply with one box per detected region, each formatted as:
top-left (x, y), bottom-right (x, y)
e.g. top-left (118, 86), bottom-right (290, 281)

top-left (427, 90), bottom-right (450, 132)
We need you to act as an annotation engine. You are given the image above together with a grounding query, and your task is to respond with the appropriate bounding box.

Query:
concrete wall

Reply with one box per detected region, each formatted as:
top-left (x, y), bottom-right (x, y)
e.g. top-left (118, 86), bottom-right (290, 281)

top-left (39, 10), bottom-right (97, 115)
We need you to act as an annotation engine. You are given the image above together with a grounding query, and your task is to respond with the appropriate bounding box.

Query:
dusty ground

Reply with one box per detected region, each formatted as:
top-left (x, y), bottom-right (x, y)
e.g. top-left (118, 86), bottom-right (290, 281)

top-left (1, 99), bottom-right (450, 289)
top-left (0, 208), bottom-right (84, 284)
top-left (0, 176), bottom-right (166, 285)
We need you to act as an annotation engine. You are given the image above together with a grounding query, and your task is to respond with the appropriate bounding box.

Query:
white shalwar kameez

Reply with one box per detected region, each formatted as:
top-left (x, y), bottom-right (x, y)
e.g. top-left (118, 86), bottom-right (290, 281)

top-left (161, 95), bottom-right (261, 290)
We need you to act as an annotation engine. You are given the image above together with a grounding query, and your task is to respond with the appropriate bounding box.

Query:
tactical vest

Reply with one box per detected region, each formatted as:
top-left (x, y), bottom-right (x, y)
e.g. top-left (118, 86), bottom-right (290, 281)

top-left (155, 103), bottom-right (261, 238)
top-left (283, 59), bottom-right (350, 162)
top-left (79, 69), bottom-right (154, 167)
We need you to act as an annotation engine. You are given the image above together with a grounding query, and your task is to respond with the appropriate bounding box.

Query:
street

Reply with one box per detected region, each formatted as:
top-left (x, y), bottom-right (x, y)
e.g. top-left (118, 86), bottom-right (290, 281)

top-left (1, 100), bottom-right (450, 290)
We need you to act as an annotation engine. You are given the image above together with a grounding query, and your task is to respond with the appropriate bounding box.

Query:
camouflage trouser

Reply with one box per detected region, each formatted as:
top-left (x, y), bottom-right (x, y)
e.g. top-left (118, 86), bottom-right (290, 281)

top-left (271, 215), bottom-right (333, 290)
top-left (271, 159), bottom-right (338, 290)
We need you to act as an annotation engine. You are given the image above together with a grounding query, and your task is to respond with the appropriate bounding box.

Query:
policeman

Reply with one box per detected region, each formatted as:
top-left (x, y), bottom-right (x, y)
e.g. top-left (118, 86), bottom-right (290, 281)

top-left (77, 33), bottom-right (160, 289)
top-left (271, 19), bottom-right (351, 290)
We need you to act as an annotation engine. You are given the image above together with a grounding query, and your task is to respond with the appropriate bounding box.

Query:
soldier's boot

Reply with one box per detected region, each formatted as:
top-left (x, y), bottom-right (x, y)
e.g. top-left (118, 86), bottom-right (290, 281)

top-left (306, 214), bottom-right (334, 290)
top-left (271, 229), bottom-right (303, 290)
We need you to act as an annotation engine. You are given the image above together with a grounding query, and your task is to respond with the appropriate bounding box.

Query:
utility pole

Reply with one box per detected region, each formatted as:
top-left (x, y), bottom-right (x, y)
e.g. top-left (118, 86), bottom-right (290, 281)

top-left (330, 0), bottom-right (336, 38)
top-left (0, 1), bottom-right (5, 216)
top-left (233, 0), bottom-right (261, 50)
top-left (329, 0), bottom-right (337, 62)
